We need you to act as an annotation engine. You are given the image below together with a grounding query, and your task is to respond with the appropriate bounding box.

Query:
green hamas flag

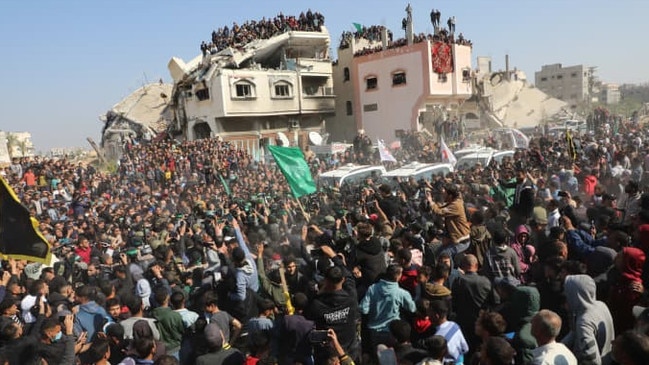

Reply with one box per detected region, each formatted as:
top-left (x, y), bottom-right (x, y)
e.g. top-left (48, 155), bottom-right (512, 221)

top-left (218, 173), bottom-right (231, 196)
top-left (0, 177), bottom-right (51, 263)
top-left (268, 146), bottom-right (317, 198)
top-left (353, 22), bottom-right (363, 33)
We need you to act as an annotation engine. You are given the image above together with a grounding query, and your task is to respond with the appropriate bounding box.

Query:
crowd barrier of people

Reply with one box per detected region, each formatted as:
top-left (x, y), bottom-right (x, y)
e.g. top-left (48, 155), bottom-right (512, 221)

top-left (201, 11), bottom-right (325, 56)
top-left (1, 114), bottom-right (649, 365)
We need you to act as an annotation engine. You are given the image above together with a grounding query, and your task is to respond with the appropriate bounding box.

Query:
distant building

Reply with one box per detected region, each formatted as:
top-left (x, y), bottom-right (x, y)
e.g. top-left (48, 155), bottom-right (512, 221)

top-left (535, 63), bottom-right (593, 109)
top-left (332, 8), bottom-right (473, 143)
top-left (1, 131), bottom-right (35, 162)
top-left (600, 83), bottom-right (621, 105)
top-left (167, 16), bottom-right (333, 159)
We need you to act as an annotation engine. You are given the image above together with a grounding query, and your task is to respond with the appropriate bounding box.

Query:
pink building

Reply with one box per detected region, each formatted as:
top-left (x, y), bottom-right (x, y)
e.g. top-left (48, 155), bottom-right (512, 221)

top-left (333, 29), bottom-right (472, 143)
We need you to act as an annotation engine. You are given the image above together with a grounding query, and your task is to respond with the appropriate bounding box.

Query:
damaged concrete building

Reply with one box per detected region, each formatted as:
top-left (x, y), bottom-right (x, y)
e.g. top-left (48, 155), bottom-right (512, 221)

top-left (167, 15), bottom-right (334, 160)
top-left (464, 56), bottom-right (569, 131)
top-left (100, 82), bottom-right (174, 159)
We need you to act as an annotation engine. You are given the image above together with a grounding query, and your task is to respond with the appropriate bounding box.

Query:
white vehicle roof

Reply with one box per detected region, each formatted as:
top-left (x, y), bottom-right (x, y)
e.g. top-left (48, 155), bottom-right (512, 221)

top-left (319, 164), bottom-right (384, 178)
top-left (493, 150), bottom-right (515, 157)
top-left (383, 162), bottom-right (454, 178)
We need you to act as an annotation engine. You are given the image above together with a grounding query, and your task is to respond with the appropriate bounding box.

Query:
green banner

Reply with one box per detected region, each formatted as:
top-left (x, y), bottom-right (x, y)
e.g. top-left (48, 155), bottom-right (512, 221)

top-left (268, 146), bottom-right (317, 198)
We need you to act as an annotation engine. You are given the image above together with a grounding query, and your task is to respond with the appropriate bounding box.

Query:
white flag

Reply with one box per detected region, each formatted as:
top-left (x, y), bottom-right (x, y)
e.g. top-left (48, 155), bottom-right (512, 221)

top-left (440, 137), bottom-right (457, 166)
top-left (377, 139), bottom-right (397, 162)
top-left (510, 128), bottom-right (529, 149)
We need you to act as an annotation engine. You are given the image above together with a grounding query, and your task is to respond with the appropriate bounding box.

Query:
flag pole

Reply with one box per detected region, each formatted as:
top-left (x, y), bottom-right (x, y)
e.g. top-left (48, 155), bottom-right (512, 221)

top-left (295, 196), bottom-right (311, 222)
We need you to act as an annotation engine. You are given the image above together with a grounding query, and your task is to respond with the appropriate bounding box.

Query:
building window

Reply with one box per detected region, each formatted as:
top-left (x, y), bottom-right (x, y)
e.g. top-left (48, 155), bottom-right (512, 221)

top-left (571, 72), bottom-right (577, 78)
top-left (343, 67), bottom-right (350, 81)
top-left (273, 82), bottom-right (292, 98)
top-left (438, 73), bottom-right (448, 83)
top-left (392, 72), bottom-right (407, 86)
top-left (462, 69), bottom-right (471, 83)
top-left (557, 75), bottom-right (563, 80)
top-left (366, 77), bottom-right (378, 90)
top-left (540, 77), bottom-right (548, 82)
top-left (346, 101), bottom-right (353, 115)
top-left (195, 88), bottom-right (210, 101)
top-left (234, 82), bottom-right (254, 98)
top-left (363, 103), bottom-right (378, 112)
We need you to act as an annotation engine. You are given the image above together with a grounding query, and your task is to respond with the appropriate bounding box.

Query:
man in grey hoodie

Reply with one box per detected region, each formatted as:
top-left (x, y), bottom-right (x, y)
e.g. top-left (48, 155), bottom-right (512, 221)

top-left (562, 275), bottom-right (614, 365)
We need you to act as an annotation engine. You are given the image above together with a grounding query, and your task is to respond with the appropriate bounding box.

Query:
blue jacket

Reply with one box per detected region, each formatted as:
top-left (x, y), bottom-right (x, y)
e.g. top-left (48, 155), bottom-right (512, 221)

top-left (360, 279), bottom-right (415, 332)
top-left (74, 301), bottom-right (113, 342)
top-left (228, 228), bottom-right (259, 301)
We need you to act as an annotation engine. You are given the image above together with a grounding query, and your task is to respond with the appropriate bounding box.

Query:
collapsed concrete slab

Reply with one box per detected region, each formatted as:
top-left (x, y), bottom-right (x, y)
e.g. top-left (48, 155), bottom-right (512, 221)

top-left (100, 82), bottom-right (173, 159)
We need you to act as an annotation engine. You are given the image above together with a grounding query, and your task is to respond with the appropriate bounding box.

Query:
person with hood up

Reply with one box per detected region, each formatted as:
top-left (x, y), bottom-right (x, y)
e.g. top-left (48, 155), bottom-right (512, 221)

top-left (583, 168), bottom-right (598, 198)
top-left (509, 286), bottom-right (540, 365)
top-left (360, 264), bottom-right (415, 355)
top-left (510, 225), bottom-right (536, 283)
top-left (562, 275), bottom-right (615, 365)
top-left (607, 247), bottom-right (646, 334)
top-left (73, 285), bottom-right (113, 342)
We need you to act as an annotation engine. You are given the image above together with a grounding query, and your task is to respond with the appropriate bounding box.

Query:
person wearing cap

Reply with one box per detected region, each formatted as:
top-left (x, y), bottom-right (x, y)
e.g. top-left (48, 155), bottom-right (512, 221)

top-left (196, 322), bottom-right (245, 365)
top-left (426, 183), bottom-right (471, 257)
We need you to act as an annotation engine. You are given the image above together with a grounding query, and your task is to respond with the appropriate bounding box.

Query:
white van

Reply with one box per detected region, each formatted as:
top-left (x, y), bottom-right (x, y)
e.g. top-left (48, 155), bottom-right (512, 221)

top-left (492, 150), bottom-right (515, 164)
top-left (383, 162), bottom-right (454, 186)
top-left (457, 149), bottom-right (515, 169)
top-left (318, 164), bottom-right (386, 188)
top-left (453, 146), bottom-right (494, 159)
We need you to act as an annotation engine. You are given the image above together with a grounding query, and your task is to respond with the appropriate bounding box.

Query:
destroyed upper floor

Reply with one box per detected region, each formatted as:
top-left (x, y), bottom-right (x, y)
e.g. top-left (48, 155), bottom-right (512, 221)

top-left (169, 12), bottom-right (331, 84)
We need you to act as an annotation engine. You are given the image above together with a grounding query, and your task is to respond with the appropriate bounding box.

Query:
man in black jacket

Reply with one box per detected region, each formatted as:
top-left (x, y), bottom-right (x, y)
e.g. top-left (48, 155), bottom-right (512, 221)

top-left (501, 168), bottom-right (535, 229)
top-left (307, 245), bottom-right (360, 363)
top-left (378, 184), bottom-right (400, 220)
top-left (351, 222), bottom-right (387, 298)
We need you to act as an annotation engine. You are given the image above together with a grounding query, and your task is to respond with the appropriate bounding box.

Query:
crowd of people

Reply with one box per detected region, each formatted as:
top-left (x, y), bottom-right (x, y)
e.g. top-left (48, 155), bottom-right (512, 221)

top-left (350, 30), bottom-right (471, 58)
top-left (338, 26), bottom-right (393, 50)
top-left (0, 113), bottom-right (649, 365)
top-left (201, 11), bottom-right (325, 56)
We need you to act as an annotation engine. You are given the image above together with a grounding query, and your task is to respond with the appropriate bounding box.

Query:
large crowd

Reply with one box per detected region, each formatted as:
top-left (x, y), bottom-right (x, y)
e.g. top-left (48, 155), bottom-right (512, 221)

top-left (201, 11), bottom-right (325, 56)
top-left (0, 112), bottom-right (649, 365)
top-left (349, 30), bottom-right (471, 58)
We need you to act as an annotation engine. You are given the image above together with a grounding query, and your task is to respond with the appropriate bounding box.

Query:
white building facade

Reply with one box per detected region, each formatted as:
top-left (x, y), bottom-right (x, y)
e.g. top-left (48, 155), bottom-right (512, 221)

top-left (168, 27), bottom-right (334, 159)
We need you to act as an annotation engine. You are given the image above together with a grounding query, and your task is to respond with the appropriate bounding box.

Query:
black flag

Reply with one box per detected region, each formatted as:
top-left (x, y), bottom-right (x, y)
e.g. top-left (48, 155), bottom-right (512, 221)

top-left (0, 177), bottom-right (51, 263)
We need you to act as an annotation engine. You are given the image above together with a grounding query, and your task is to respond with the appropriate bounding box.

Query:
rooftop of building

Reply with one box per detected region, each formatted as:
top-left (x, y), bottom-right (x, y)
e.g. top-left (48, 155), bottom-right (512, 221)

top-left (170, 11), bottom-right (331, 84)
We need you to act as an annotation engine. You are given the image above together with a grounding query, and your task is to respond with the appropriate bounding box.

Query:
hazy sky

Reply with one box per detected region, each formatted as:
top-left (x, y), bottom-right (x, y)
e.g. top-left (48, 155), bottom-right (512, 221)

top-left (1, 0), bottom-right (647, 151)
